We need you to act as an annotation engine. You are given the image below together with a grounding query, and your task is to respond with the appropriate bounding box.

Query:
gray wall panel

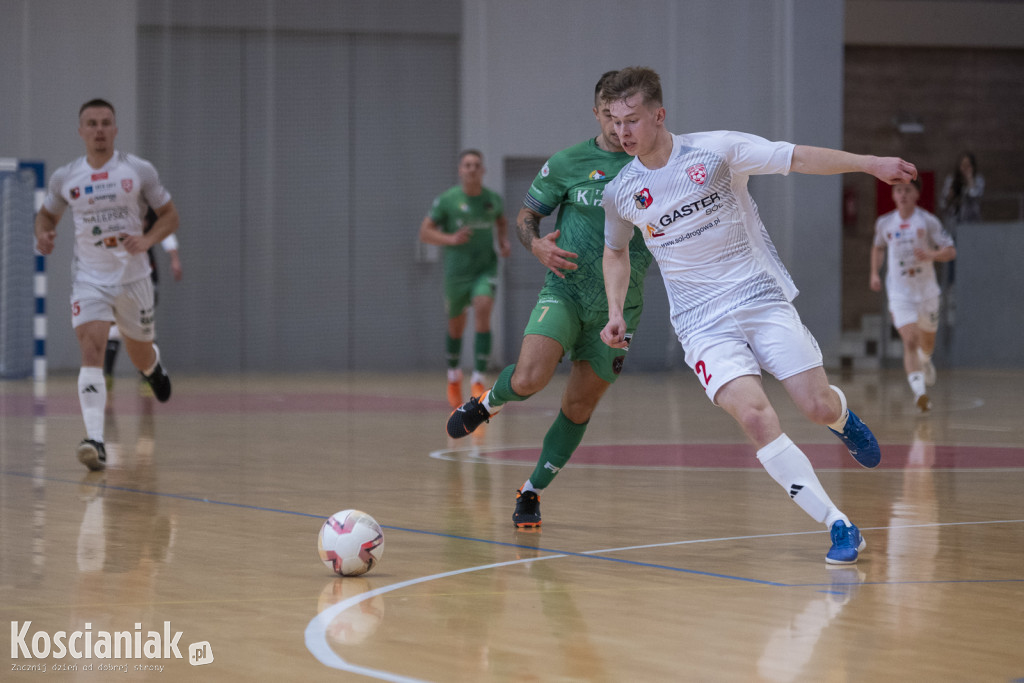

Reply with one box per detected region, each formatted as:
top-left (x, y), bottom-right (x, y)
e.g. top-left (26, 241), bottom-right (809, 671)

top-left (949, 223), bottom-right (1024, 367)
top-left (137, 29), bottom-right (455, 372)
top-left (349, 35), bottom-right (459, 372)
top-left (139, 29), bottom-right (246, 373)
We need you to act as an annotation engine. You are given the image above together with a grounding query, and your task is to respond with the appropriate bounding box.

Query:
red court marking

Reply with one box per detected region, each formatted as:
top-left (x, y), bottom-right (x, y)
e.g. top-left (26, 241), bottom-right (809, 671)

top-left (483, 443), bottom-right (1024, 470)
top-left (0, 392), bottom-right (458, 417)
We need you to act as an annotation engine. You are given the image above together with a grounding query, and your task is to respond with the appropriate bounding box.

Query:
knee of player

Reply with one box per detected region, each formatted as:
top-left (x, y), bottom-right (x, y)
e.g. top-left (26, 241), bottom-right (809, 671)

top-left (511, 365), bottom-right (552, 396)
top-left (898, 327), bottom-right (922, 351)
top-left (800, 392), bottom-right (842, 425)
top-left (560, 394), bottom-right (600, 424)
top-left (734, 403), bottom-right (779, 440)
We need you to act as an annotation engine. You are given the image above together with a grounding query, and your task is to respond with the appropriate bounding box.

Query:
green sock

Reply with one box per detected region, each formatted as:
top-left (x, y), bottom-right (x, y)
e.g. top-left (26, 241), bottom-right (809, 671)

top-left (445, 335), bottom-right (461, 369)
top-left (488, 364), bottom-right (528, 407)
top-left (529, 411), bottom-right (588, 489)
top-left (474, 332), bottom-right (492, 373)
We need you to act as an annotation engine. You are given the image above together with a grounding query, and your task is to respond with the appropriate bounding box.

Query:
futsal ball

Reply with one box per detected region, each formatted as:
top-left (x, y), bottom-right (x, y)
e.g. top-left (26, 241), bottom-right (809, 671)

top-left (318, 509), bottom-right (385, 576)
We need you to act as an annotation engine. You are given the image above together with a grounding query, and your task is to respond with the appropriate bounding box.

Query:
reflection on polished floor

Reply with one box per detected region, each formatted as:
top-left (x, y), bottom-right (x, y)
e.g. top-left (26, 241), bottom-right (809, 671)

top-left (1, 369), bottom-right (1022, 681)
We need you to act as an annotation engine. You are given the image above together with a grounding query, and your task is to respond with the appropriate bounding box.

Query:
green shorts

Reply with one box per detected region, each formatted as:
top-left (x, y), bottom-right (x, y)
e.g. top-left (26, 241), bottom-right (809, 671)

top-left (444, 269), bottom-right (497, 318)
top-left (523, 287), bottom-right (643, 385)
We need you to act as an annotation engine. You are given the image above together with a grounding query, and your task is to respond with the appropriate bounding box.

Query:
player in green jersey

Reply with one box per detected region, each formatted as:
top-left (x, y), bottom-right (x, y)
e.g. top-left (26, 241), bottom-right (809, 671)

top-left (420, 150), bottom-right (511, 408)
top-left (446, 71), bottom-right (653, 528)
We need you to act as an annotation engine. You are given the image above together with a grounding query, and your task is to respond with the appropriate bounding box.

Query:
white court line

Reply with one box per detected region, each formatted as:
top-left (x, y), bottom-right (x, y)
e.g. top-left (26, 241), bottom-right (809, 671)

top-left (305, 555), bottom-right (566, 681)
top-left (949, 423), bottom-right (1015, 433)
top-left (304, 518), bottom-right (1024, 680)
top-left (428, 446), bottom-right (1024, 472)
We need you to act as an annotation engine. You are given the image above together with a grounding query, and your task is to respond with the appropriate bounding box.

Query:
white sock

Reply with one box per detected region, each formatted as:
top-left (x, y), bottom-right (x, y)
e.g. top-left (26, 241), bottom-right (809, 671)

top-left (481, 390), bottom-right (496, 413)
top-left (143, 344), bottom-right (161, 376)
top-left (447, 367), bottom-right (462, 383)
top-left (471, 370), bottom-right (486, 386)
top-left (908, 371), bottom-right (926, 397)
top-left (757, 434), bottom-right (847, 527)
top-left (78, 366), bottom-right (106, 442)
top-left (520, 480), bottom-right (537, 494)
top-left (827, 385), bottom-right (849, 431)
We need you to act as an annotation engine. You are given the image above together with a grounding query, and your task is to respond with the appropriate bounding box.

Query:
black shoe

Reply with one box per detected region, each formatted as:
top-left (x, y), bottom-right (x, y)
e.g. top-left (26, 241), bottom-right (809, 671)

top-left (446, 393), bottom-right (493, 438)
top-left (512, 489), bottom-right (541, 528)
top-left (76, 439), bottom-right (107, 472)
top-left (142, 362), bottom-right (171, 402)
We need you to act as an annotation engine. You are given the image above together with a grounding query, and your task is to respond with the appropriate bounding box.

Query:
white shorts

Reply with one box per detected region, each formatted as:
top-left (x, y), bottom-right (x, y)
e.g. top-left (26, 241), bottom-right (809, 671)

top-left (71, 278), bottom-right (156, 341)
top-left (682, 300), bottom-right (823, 404)
top-left (888, 295), bottom-right (940, 332)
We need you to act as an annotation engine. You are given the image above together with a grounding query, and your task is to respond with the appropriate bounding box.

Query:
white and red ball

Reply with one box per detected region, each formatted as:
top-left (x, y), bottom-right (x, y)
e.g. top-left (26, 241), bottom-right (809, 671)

top-left (317, 509), bottom-right (385, 576)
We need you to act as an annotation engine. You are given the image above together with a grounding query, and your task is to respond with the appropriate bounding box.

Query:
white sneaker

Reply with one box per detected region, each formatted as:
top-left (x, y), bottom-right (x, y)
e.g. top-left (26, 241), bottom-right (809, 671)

top-left (918, 350), bottom-right (937, 386)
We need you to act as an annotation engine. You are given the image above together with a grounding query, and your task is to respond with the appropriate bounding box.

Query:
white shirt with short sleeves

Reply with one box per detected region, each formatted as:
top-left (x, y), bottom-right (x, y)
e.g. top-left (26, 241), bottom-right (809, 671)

top-left (603, 131), bottom-right (795, 344)
top-left (43, 150), bottom-right (172, 287)
top-left (873, 206), bottom-right (952, 303)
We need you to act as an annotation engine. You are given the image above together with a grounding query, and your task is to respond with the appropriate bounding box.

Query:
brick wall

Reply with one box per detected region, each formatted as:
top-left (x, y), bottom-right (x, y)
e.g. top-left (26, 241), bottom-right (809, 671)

top-left (842, 46), bottom-right (1024, 330)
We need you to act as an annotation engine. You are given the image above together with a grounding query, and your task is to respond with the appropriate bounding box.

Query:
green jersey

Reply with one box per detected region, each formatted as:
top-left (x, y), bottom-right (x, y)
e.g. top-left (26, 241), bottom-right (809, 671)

top-left (524, 137), bottom-right (651, 311)
top-left (429, 185), bottom-right (504, 281)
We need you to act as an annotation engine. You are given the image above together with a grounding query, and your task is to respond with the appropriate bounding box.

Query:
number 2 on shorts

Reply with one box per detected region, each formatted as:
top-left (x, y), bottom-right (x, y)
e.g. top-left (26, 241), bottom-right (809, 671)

top-left (695, 360), bottom-right (712, 388)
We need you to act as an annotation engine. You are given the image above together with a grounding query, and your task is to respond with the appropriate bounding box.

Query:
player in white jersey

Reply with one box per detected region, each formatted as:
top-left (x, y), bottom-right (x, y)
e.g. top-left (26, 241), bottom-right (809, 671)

top-left (35, 99), bottom-right (180, 472)
top-left (599, 67), bottom-right (917, 564)
top-left (871, 179), bottom-right (956, 411)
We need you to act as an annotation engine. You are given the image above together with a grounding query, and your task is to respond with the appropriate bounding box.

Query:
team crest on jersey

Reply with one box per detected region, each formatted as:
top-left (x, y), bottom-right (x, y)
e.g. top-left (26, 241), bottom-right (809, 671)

top-left (70, 187), bottom-right (80, 199)
top-left (589, 169), bottom-right (606, 181)
top-left (686, 163), bottom-right (707, 185)
top-left (644, 223), bottom-right (664, 238)
top-left (634, 188), bottom-right (653, 209)
top-left (121, 179), bottom-right (133, 193)
top-left (541, 163), bottom-right (550, 178)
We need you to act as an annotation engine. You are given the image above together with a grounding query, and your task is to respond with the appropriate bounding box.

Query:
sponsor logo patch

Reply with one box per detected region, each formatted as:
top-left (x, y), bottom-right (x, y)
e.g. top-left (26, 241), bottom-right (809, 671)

top-left (633, 188), bottom-right (653, 209)
top-left (686, 163), bottom-right (707, 185)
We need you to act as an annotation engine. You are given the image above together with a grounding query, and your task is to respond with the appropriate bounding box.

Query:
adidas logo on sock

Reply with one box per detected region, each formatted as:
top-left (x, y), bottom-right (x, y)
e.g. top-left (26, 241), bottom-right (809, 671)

top-left (789, 484), bottom-right (804, 499)
top-left (81, 385), bottom-right (99, 394)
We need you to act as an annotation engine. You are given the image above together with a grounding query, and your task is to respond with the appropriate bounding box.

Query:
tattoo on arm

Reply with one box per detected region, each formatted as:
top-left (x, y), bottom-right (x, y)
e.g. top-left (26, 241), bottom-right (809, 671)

top-left (517, 211), bottom-right (541, 250)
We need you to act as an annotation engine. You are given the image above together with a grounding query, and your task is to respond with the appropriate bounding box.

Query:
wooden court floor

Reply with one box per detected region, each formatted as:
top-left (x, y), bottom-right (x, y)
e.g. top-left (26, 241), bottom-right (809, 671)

top-left (1, 367), bottom-right (1022, 681)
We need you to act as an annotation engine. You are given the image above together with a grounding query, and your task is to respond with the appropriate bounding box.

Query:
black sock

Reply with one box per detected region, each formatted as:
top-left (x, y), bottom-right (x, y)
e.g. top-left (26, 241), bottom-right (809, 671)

top-left (104, 340), bottom-right (121, 375)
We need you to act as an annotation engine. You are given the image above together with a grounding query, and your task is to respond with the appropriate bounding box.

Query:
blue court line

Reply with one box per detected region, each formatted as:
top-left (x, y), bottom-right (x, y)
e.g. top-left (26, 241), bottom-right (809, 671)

top-left (1, 468), bottom-right (783, 585)
top-left (384, 524), bottom-right (789, 585)
top-left (4, 468), bottom-right (1023, 589)
top-left (1, 468), bottom-right (325, 518)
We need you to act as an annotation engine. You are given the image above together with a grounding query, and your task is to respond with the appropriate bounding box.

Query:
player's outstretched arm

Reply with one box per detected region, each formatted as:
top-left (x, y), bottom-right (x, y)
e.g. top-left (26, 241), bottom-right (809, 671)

top-left (791, 145), bottom-right (917, 185)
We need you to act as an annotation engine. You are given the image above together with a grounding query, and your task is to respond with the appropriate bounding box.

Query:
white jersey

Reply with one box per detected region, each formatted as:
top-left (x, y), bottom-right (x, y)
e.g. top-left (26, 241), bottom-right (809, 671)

top-left (873, 206), bottom-right (952, 302)
top-left (603, 131), bottom-right (795, 342)
top-left (43, 150), bottom-right (172, 287)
